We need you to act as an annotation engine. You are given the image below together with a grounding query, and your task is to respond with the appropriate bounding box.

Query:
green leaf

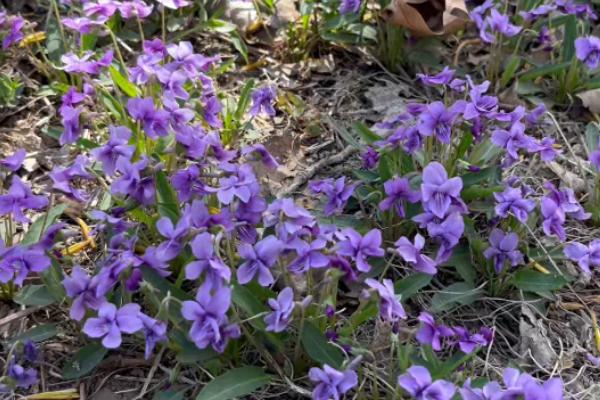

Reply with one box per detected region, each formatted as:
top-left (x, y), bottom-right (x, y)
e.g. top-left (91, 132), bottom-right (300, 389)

top-left (353, 122), bottom-right (380, 144)
top-left (500, 55), bottom-right (522, 87)
top-left (81, 34), bottom-right (97, 52)
top-left (512, 270), bottom-right (567, 294)
top-left (585, 122), bottom-right (600, 154)
top-left (430, 282), bottom-right (483, 312)
top-left (21, 204), bottom-right (68, 246)
top-left (301, 321), bottom-right (344, 368)
top-left (153, 391), bottom-right (184, 400)
top-left (441, 244), bottom-right (477, 285)
top-left (62, 342), bottom-right (108, 380)
top-left (195, 367), bottom-right (271, 400)
top-left (14, 285), bottom-right (56, 307)
top-left (170, 329), bottom-right (217, 364)
top-left (232, 283), bottom-right (269, 329)
top-left (519, 62), bottom-right (571, 81)
top-left (109, 66), bottom-right (139, 98)
top-left (562, 15), bottom-right (577, 62)
top-left (9, 324), bottom-right (58, 345)
top-left (227, 31), bottom-right (248, 63)
top-left (156, 171), bottom-right (180, 222)
top-left (394, 273), bottom-right (432, 301)
top-left (235, 79), bottom-right (255, 120)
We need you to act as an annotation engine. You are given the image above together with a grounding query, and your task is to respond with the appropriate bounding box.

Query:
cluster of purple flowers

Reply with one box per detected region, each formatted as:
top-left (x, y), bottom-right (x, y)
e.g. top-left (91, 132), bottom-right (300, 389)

top-left (416, 312), bottom-right (492, 354)
top-left (0, 12), bottom-right (24, 49)
top-left (3, 341), bottom-right (39, 390)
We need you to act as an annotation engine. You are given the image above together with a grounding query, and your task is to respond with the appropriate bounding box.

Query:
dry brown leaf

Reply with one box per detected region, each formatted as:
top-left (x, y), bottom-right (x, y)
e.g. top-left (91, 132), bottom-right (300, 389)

top-left (577, 89), bottom-right (600, 114)
top-left (382, 0), bottom-right (469, 36)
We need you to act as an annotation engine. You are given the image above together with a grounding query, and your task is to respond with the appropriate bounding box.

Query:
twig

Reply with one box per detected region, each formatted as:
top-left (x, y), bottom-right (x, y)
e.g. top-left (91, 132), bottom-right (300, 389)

top-left (276, 146), bottom-right (358, 197)
top-left (134, 347), bottom-right (165, 400)
top-left (0, 307), bottom-right (40, 328)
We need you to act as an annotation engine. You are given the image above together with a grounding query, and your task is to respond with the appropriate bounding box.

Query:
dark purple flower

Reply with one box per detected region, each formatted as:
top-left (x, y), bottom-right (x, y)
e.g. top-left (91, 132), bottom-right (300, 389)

top-left (250, 86), bottom-right (277, 117)
top-left (309, 364), bottom-right (358, 400)
top-left (416, 66), bottom-right (454, 86)
top-left (421, 161), bottom-right (466, 218)
top-left (264, 286), bottom-right (294, 332)
top-left (0, 148), bottom-right (26, 171)
top-left (564, 240), bottom-right (600, 276)
top-left (0, 176), bottom-right (48, 223)
top-left (139, 314), bottom-right (167, 359)
top-left (379, 177), bottom-right (420, 217)
top-left (337, 228), bottom-right (384, 272)
top-left (398, 366), bottom-right (456, 400)
top-left (576, 36), bottom-right (600, 70)
top-left (237, 235), bottom-right (282, 286)
top-left (49, 155), bottom-right (92, 202)
top-left (22, 340), bottom-right (38, 363)
top-left (8, 360), bottom-right (38, 389)
top-left (483, 229), bottom-right (523, 273)
top-left (63, 266), bottom-right (104, 321)
top-left (156, 216), bottom-right (190, 260)
top-left (181, 284), bottom-right (240, 352)
top-left (494, 186), bottom-right (535, 224)
top-left (83, 303), bottom-right (143, 348)
top-left (361, 147), bottom-right (379, 169)
top-left (264, 198), bottom-right (315, 240)
top-left (61, 50), bottom-right (113, 75)
top-left (395, 234), bottom-right (437, 275)
top-left (2, 16), bottom-right (24, 49)
top-left (127, 97), bottom-right (170, 138)
top-left (453, 326), bottom-right (492, 354)
top-left (417, 101), bottom-right (462, 144)
top-left (59, 105), bottom-right (83, 145)
top-left (309, 177), bottom-right (356, 216)
top-left (416, 312), bottom-right (454, 351)
top-left (90, 126), bottom-right (135, 176)
top-left (365, 278), bottom-right (406, 322)
top-left (186, 233), bottom-right (230, 287)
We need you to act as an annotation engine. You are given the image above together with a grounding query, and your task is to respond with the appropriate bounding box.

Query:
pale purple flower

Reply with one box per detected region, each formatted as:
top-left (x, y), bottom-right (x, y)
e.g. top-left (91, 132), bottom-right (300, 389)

top-left (181, 284), bottom-right (240, 352)
top-left (237, 235), bottom-right (282, 286)
top-left (186, 233), bottom-right (231, 287)
top-left (111, 157), bottom-right (156, 205)
top-left (519, 4), bottom-right (556, 22)
top-left (241, 144), bottom-right (279, 169)
top-left (395, 234), bottom-right (437, 275)
top-left (421, 161), bottom-right (466, 218)
top-left (217, 164), bottom-right (256, 205)
top-left (8, 360), bottom-right (38, 389)
top-left (417, 101), bottom-right (463, 144)
top-left (483, 229), bottom-right (523, 273)
top-left (379, 177), bottom-right (421, 217)
top-left (416, 66), bottom-right (454, 86)
top-left (84, 1), bottom-right (119, 18)
top-left (0, 148), bottom-right (26, 171)
top-left (480, 9), bottom-right (521, 44)
top-left (0, 176), bottom-right (48, 223)
top-left (49, 155), bottom-right (92, 202)
top-left (59, 105), bottom-right (83, 145)
top-left (118, 0), bottom-right (154, 19)
top-left (576, 36), bottom-right (600, 70)
top-left (493, 186), bottom-right (535, 224)
top-left (415, 312), bottom-right (454, 351)
top-left (339, 0), bottom-right (361, 14)
top-left (309, 365), bottom-right (358, 400)
top-left (453, 326), bottom-right (493, 354)
top-left (309, 177), bottom-right (356, 216)
top-left (250, 86), bottom-right (277, 117)
top-left (61, 50), bottom-right (113, 75)
top-left (156, 216), bottom-right (190, 260)
top-left (139, 314), bottom-right (167, 359)
top-left (62, 17), bottom-right (105, 34)
top-left (90, 126), bottom-right (135, 176)
top-left (460, 379), bottom-right (504, 400)
top-left (398, 366), bottom-right (456, 400)
top-left (2, 16), bottom-right (24, 49)
top-left (264, 286), bottom-right (294, 332)
top-left (463, 82), bottom-right (498, 120)
top-left (337, 228), bottom-right (384, 272)
top-left (564, 240), bottom-right (600, 276)
top-left (62, 266), bottom-right (104, 321)
top-left (365, 278), bottom-right (406, 322)
top-left (523, 378), bottom-right (563, 400)
top-left (0, 245), bottom-right (51, 286)
top-left (156, 0), bottom-right (191, 9)
top-left (83, 303), bottom-right (143, 349)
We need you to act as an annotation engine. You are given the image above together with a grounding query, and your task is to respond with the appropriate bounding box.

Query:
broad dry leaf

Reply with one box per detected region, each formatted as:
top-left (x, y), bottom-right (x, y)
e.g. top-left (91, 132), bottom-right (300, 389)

top-left (577, 88), bottom-right (600, 114)
top-left (382, 0), bottom-right (469, 36)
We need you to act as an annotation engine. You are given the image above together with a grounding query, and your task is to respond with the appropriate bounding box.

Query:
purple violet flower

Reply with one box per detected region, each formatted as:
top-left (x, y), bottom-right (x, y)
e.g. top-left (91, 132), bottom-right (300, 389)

top-left (309, 364), bottom-right (358, 400)
top-left (564, 240), bottom-right (600, 276)
top-left (111, 157), bottom-right (156, 205)
top-left (288, 238), bottom-right (330, 274)
top-left (61, 50), bottom-right (113, 75)
top-left (156, 216), bottom-right (190, 261)
top-left (8, 360), bottom-right (38, 389)
top-left (460, 379), bottom-right (504, 400)
top-left (118, 0), bottom-right (154, 19)
top-left (494, 186), bottom-right (535, 224)
top-left (156, 0), bottom-right (191, 9)
top-left (49, 155), bottom-right (92, 202)
top-left (452, 326), bottom-right (493, 354)
top-left (398, 366), bottom-right (456, 400)
top-left (249, 86), bottom-right (277, 117)
top-left (361, 147), bottom-right (379, 169)
top-left (379, 177), bottom-right (421, 217)
top-left (416, 66), bottom-right (454, 86)
top-left (241, 144), bottom-right (279, 169)
top-left (483, 229), bottom-right (523, 273)
top-left (337, 228), bottom-right (384, 272)
top-left (421, 161), bottom-right (466, 218)
top-left (365, 278), bottom-right (406, 322)
top-left (0, 148), bottom-right (26, 171)
top-left (264, 286), bottom-right (294, 332)
top-left (417, 101), bottom-right (463, 144)
top-left (395, 234), bottom-right (437, 275)
top-left (139, 314), bottom-right (167, 359)
top-left (59, 105), bottom-right (83, 145)
top-left (62, 266), bottom-right (104, 321)
top-left (127, 97), bottom-right (170, 138)
top-left (0, 176), bottom-right (48, 223)
top-left (416, 312), bottom-right (454, 351)
top-left (309, 177), bottom-right (357, 216)
top-left (237, 235), bottom-right (282, 286)
top-left (575, 36), bottom-right (600, 70)
top-left (90, 126), bottom-right (135, 176)
top-left (186, 233), bottom-right (231, 287)
top-left (83, 303), bottom-right (143, 349)
top-left (3, 16), bottom-right (24, 49)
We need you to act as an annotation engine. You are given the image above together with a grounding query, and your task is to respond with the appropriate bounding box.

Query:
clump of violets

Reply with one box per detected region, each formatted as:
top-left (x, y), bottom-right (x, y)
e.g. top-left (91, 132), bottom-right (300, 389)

top-left (483, 229), bottom-right (524, 273)
top-left (379, 176), bottom-right (420, 218)
top-left (310, 177), bottom-right (356, 216)
top-left (0, 176), bottom-right (48, 223)
top-left (416, 312), bottom-right (491, 353)
top-left (398, 366), bottom-right (456, 400)
top-left (365, 278), bottom-right (406, 324)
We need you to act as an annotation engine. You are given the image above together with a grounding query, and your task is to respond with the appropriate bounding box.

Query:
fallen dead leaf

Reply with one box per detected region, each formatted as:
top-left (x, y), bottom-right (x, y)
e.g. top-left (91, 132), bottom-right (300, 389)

top-left (382, 0), bottom-right (469, 36)
top-left (547, 161), bottom-right (585, 192)
top-left (519, 304), bottom-right (557, 368)
top-left (577, 88), bottom-right (600, 114)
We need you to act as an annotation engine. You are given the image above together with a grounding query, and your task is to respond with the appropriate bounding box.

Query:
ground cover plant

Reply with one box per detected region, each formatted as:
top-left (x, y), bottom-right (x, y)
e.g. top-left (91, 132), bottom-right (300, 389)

top-left (0, 0), bottom-right (600, 399)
